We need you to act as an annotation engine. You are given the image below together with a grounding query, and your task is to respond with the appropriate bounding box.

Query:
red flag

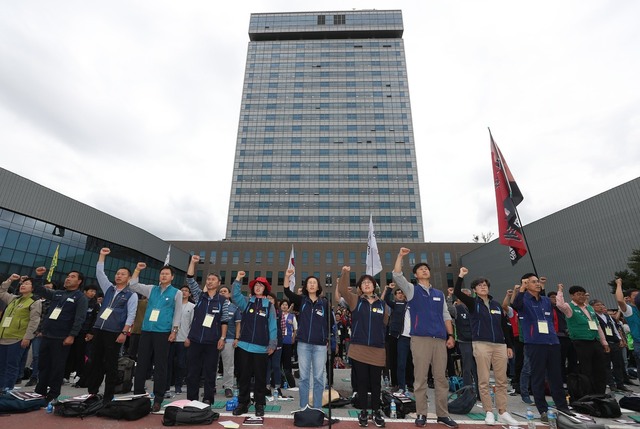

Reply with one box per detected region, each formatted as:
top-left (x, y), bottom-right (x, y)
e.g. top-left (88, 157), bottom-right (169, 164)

top-left (490, 133), bottom-right (527, 265)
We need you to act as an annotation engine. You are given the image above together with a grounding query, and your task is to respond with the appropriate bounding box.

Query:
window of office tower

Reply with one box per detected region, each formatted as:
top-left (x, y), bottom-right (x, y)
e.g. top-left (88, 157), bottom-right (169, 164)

top-left (317, 15), bottom-right (325, 25)
top-left (334, 14), bottom-right (345, 25)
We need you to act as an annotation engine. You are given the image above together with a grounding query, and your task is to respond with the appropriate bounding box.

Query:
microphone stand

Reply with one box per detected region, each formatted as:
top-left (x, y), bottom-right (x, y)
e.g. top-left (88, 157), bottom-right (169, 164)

top-left (325, 273), bottom-right (334, 428)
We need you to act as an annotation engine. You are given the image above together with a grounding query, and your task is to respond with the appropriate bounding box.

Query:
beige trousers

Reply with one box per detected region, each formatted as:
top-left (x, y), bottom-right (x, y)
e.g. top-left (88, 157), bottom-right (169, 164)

top-left (472, 341), bottom-right (509, 412)
top-left (410, 336), bottom-right (449, 417)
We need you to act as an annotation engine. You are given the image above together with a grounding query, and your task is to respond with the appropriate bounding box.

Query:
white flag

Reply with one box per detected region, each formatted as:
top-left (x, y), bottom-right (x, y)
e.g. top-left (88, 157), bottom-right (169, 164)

top-left (366, 215), bottom-right (383, 276)
top-left (288, 245), bottom-right (296, 292)
top-left (164, 244), bottom-right (171, 266)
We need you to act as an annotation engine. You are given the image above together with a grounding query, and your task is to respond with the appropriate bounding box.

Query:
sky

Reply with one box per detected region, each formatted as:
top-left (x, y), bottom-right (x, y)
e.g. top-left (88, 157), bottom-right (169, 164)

top-left (1, 1), bottom-right (639, 243)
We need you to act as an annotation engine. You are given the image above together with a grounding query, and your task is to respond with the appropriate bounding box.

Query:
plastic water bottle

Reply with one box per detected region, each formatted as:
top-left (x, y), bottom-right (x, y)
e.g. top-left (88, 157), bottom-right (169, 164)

top-left (383, 375), bottom-right (390, 390)
top-left (390, 400), bottom-right (397, 419)
top-left (547, 408), bottom-right (557, 429)
top-left (46, 402), bottom-right (53, 413)
top-left (283, 380), bottom-right (289, 389)
top-left (490, 385), bottom-right (495, 408)
top-left (233, 387), bottom-right (239, 399)
top-left (273, 388), bottom-right (279, 401)
top-left (526, 407), bottom-right (535, 429)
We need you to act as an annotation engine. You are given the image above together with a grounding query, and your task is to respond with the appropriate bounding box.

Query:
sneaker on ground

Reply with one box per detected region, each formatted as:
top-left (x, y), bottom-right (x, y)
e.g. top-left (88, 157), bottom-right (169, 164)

top-left (437, 416), bottom-right (459, 428)
top-left (485, 411), bottom-right (496, 425)
top-left (540, 412), bottom-right (548, 422)
top-left (498, 411), bottom-right (519, 425)
top-left (521, 396), bottom-right (533, 404)
top-left (373, 410), bottom-right (385, 428)
top-left (415, 414), bottom-right (427, 427)
top-left (358, 409), bottom-right (369, 427)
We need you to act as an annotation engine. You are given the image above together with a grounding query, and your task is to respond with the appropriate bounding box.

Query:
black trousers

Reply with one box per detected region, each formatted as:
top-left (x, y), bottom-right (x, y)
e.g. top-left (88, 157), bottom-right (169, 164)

top-left (526, 343), bottom-right (568, 414)
top-left (86, 330), bottom-right (121, 401)
top-left (511, 338), bottom-right (524, 388)
top-left (236, 347), bottom-right (268, 407)
top-left (134, 331), bottom-right (170, 403)
top-left (35, 336), bottom-right (72, 399)
top-left (386, 335), bottom-right (398, 387)
top-left (351, 358), bottom-right (383, 411)
top-left (186, 341), bottom-right (220, 402)
top-left (559, 335), bottom-right (578, 380)
top-left (64, 331), bottom-right (89, 379)
top-left (606, 341), bottom-right (626, 388)
top-left (573, 339), bottom-right (607, 394)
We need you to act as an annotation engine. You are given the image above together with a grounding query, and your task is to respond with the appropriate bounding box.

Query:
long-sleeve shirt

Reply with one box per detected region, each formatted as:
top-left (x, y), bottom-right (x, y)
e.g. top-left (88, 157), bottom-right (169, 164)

top-left (556, 291), bottom-right (607, 346)
top-left (33, 277), bottom-right (87, 339)
top-left (0, 279), bottom-right (42, 344)
top-left (392, 271), bottom-right (452, 322)
top-left (95, 262), bottom-right (138, 326)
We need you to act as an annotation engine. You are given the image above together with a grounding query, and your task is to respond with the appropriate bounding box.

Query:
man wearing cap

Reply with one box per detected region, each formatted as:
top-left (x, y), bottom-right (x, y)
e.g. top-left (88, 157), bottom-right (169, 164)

top-left (231, 271), bottom-right (277, 417)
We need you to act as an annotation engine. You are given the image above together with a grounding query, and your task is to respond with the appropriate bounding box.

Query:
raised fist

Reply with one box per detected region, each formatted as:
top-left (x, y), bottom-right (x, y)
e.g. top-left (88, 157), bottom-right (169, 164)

top-left (9, 273), bottom-right (20, 281)
top-left (286, 268), bottom-right (294, 276)
top-left (459, 267), bottom-right (469, 277)
top-left (100, 248), bottom-right (111, 255)
top-left (342, 266), bottom-right (351, 273)
top-left (399, 247), bottom-right (410, 256)
top-left (136, 262), bottom-right (147, 271)
top-left (237, 271), bottom-right (246, 279)
top-left (35, 266), bottom-right (47, 276)
top-left (191, 255), bottom-right (200, 263)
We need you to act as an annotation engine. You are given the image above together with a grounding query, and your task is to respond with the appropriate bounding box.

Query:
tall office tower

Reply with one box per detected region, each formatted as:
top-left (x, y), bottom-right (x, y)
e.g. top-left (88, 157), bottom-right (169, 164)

top-left (226, 10), bottom-right (424, 242)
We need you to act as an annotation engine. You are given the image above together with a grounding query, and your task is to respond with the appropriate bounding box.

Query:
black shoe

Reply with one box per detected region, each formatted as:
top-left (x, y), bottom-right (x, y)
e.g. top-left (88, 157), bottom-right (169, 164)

top-left (202, 399), bottom-right (211, 405)
top-left (427, 379), bottom-right (435, 389)
top-left (255, 404), bottom-right (264, 417)
top-left (233, 403), bottom-right (249, 416)
top-left (373, 410), bottom-right (386, 428)
top-left (358, 409), bottom-right (369, 427)
top-left (437, 416), bottom-right (459, 428)
top-left (25, 378), bottom-right (37, 387)
top-left (225, 388), bottom-right (233, 398)
top-left (152, 402), bottom-right (162, 413)
top-left (415, 414), bottom-right (427, 427)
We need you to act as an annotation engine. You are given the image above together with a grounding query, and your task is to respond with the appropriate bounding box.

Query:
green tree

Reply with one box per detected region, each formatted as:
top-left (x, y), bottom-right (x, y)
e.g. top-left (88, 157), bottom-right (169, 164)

top-left (608, 248), bottom-right (640, 293)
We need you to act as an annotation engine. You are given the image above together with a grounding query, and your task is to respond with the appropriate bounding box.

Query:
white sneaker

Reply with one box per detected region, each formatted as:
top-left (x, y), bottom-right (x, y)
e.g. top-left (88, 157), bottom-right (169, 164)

top-left (485, 412), bottom-right (496, 425)
top-left (498, 411), bottom-right (519, 425)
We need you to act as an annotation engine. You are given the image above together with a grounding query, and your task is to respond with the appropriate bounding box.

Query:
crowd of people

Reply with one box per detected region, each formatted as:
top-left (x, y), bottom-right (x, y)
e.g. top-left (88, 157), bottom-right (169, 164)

top-left (0, 246), bottom-right (637, 428)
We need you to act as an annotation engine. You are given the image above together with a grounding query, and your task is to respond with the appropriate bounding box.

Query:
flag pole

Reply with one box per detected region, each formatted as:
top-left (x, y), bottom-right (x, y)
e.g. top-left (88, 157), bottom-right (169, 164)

top-left (511, 205), bottom-right (538, 277)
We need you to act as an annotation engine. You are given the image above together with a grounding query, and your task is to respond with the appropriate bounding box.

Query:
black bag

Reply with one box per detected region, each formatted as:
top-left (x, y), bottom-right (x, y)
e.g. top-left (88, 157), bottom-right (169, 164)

top-left (162, 405), bottom-right (219, 426)
top-left (557, 409), bottom-right (604, 429)
top-left (0, 392), bottom-right (47, 414)
top-left (97, 397), bottom-right (151, 421)
top-left (381, 391), bottom-right (416, 418)
top-left (571, 394), bottom-right (621, 418)
top-left (114, 356), bottom-right (135, 394)
top-left (567, 373), bottom-right (593, 402)
top-left (447, 385), bottom-right (476, 415)
top-left (619, 395), bottom-right (640, 412)
top-left (54, 394), bottom-right (104, 418)
top-left (293, 406), bottom-right (327, 427)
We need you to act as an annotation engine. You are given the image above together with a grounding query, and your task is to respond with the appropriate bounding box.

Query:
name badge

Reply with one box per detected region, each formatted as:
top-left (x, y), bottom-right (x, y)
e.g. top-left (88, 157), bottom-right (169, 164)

top-left (2, 316), bottom-right (12, 328)
top-left (149, 309), bottom-right (160, 322)
top-left (538, 320), bottom-right (549, 334)
top-left (212, 309), bottom-right (220, 314)
top-left (605, 327), bottom-right (613, 336)
top-left (50, 307), bottom-right (62, 320)
top-left (588, 320), bottom-right (598, 330)
top-left (315, 309), bottom-right (324, 316)
top-left (490, 310), bottom-right (501, 315)
top-left (203, 314), bottom-right (214, 328)
top-left (544, 312), bottom-right (551, 316)
top-left (100, 308), bottom-right (113, 320)
top-left (433, 297), bottom-right (441, 301)
top-left (66, 298), bottom-right (75, 303)
top-left (258, 310), bottom-right (267, 317)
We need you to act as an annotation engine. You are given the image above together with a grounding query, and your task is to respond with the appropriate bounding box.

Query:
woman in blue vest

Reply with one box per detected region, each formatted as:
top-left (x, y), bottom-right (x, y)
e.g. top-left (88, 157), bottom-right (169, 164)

top-left (283, 268), bottom-right (331, 409)
top-left (338, 266), bottom-right (388, 428)
top-left (454, 267), bottom-right (518, 426)
top-left (231, 271), bottom-right (277, 417)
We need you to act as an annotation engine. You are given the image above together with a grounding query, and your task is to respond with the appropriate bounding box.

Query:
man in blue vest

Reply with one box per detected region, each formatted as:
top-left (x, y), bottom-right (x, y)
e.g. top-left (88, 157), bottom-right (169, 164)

top-left (33, 266), bottom-right (88, 402)
top-left (85, 248), bottom-right (138, 403)
top-left (130, 262), bottom-right (182, 412)
top-left (393, 247), bottom-right (458, 429)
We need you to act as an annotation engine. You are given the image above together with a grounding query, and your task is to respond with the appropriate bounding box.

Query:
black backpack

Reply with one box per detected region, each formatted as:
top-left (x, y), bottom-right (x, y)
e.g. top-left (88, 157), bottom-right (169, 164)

top-left (54, 394), bottom-right (104, 418)
top-left (0, 392), bottom-right (47, 414)
top-left (447, 385), bottom-right (476, 415)
top-left (114, 356), bottom-right (135, 394)
top-left (381, 391), bottom-right (416, 418)
top-left (97, 397), bottom-right (151, 421)
top-left (619, 395), bottom-right (640, 412)
top-left (162, 405), bottom-right (219, 426)
top-left (567, 373), bottom-right (593, 402)
top-left (571, 394), bottom-right (621, 418)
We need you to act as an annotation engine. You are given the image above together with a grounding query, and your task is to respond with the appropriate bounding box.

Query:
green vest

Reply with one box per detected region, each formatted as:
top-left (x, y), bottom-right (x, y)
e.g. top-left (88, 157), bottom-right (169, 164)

top-left (566, 302), bottom-right (599, 341)
top-left (0, 294), bottom-right (36, 340)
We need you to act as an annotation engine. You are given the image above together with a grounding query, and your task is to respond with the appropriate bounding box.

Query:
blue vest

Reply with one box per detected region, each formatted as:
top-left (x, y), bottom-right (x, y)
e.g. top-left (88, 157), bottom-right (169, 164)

top-left (225, 302), bottom-right (241, 340)
top-left (517, 292), bottom-right (559, 345)
top-left (470, 297), bottom-right (505, 344)
top-left (42, 289), bottom-right (86, 338)
top-left (386, 297), bottom-right (408, 338)
top-left (188, 292), bottom-right (225, 344)
top-left (408, 285), bottom-right (447, 339)
top-left (351, 297), bottom-right (386, 348)
top-left (142, 285), bottom-right (179, 332)
top-left (455, 303), bottom-right (473, 342)
top-left (297, 296), bottom-right (329, 345)
top-left (239, 297), bottom-right (271, 346)
top-left (282, 313), bottom-right (296, 345)
top-left (94, 286), bottom-right (133, 333)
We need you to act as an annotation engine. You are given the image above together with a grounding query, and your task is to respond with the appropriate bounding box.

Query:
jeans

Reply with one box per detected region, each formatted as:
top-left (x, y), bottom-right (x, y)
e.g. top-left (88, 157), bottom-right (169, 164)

top-left (266, 347), bottom-right (282, 388)
top-left (0, 342), bottom-right (24, 391)
top-left (526, 343), bottom-right (568, 414)
top-left (30, 336), bottom-right (42, 379)
top-left (397, 336), bottom-right (413, 390)
top-left (297, 341), bottom-right (327, 408)
top-left (520, 350), bottom-right (531, 397)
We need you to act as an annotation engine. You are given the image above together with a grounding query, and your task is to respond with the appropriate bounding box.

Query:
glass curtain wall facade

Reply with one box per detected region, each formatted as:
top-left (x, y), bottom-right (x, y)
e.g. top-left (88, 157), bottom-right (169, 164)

top-left (0, 208), bottom-right (183, 287)
top-left (226, 10), bottom-right (424, 242)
